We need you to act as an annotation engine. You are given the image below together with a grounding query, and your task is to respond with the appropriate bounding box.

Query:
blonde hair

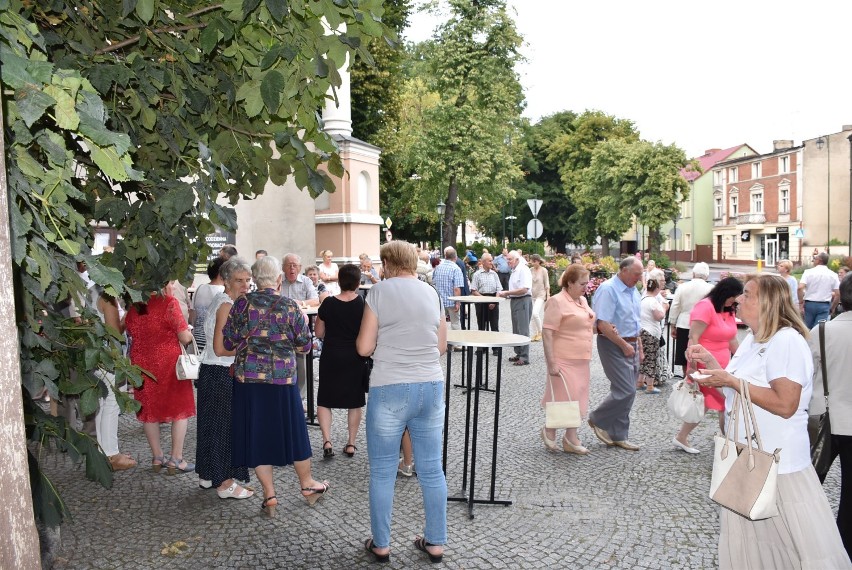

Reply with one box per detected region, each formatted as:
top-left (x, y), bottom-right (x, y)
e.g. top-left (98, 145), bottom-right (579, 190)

top-left (777, 259), bottom-right (793, 272)
top-left (747, 273), bottom-right (808, 342)
top-left (320, 249), bottom-right (333, 258)
top-left (380, 241), bottom-right (417, 277)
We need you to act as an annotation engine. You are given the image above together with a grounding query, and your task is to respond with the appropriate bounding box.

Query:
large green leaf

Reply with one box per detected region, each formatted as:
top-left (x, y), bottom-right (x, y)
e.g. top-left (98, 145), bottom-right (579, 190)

top-left (44, 85), bottom-right (79, 129)
top-left (135, 0), bottom-right (154, 23)
top-left (15, 85), bottom-right (55, 127)
top-left (265, 0), bottom-right (290, 22)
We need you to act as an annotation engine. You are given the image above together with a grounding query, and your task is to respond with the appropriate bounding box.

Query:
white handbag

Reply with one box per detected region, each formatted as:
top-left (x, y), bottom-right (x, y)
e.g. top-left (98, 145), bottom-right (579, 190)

top-left (544, 371), bottom-right (581, 429)
top-left (667, 379), bottom-right (705, 424)
top-left (175, 337), bottom-right (201, 381)
top-left (709, 378), bottom-right (780, 520)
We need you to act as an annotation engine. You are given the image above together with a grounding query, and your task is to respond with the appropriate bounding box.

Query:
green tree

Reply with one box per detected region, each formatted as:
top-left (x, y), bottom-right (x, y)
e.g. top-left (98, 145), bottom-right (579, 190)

top-left (401, 0), bottom-right (525, 247)
top-left (548, 110), bottom-right (639, 249)
top-left (580, 139), bottom-right (692, 252)
top-left (1, 0), bottom-right (387, 531)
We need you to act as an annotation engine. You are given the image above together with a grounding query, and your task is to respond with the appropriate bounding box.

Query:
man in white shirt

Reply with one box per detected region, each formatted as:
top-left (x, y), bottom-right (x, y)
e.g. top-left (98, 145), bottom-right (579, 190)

top-left (799, 252), bottom-right (840, 328)
top-left (497, 250), bottom-right (532, 365)
top-left (280, 253), bottom-right (318, 400)
top-left (470, 253), bottom-right (503, 333)
top-left (668, 262), bottom-right (713, 378)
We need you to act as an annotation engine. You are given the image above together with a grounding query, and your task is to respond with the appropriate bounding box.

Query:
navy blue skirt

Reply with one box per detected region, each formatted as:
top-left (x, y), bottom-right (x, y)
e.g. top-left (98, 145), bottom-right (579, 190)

top-left (231, 382), bottom-right (313, 468)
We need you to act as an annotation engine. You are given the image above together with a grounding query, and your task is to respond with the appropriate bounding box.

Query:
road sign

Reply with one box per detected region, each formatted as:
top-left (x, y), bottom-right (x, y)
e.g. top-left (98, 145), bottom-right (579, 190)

top-left (793, 228), bottom-right (804, 239)
top-left (385, 217), bottom-right (393, 229)
top-left (527, 199), bottom-right (543, 217)
top-left (527, 218), bottom-right (543, 240)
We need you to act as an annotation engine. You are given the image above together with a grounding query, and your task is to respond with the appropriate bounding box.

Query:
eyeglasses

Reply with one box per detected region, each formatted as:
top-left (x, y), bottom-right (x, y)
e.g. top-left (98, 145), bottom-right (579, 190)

top-left (284, 263), bottom-right (300, 268)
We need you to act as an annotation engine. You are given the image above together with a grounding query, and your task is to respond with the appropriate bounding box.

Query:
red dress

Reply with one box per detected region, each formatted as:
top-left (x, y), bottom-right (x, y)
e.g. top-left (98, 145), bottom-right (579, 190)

top-left (126, 294), bottom-right (196, 423)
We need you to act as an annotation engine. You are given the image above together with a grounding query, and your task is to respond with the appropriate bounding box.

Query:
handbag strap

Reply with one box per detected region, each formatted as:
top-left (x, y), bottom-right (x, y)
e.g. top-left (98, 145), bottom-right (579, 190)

top-left (180, 336), bottom-right (199, 356)
top-left (740, 378), bottom-right (767, 453)
top-left (553, 370), bottom-right (573, 402)
top-left (819, 321), bottom-right (830, 410)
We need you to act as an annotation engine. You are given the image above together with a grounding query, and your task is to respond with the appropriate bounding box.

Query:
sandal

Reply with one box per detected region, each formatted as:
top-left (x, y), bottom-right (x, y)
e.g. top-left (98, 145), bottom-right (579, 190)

top-left (261, 496), bottom-right (277, 517)
top-left (151, 455), bottom-right (166, 473)
top-left (323, 441), bottom-right (334, 459)
top-left (301, 480), bottom-right (330, 506)
top-left (343, 444), bottom-right (357, 458)
top-left (414, 537), bottom-right (443, 563)
top-left (508, 355), bottom-right (520, 362)
top-left (166, 457), bottom-right (195, 475)
top-left (364, 538), bottom-right (390, 563)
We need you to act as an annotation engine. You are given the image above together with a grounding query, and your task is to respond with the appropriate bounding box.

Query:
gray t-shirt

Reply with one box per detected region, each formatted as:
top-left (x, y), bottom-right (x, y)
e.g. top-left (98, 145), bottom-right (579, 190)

top-left (366, 277), bottom-right (443, 388)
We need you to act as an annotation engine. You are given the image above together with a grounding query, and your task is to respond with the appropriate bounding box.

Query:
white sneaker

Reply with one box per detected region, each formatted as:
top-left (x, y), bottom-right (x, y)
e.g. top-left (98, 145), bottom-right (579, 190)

top-left (397, 459), bottom-right (414, 477)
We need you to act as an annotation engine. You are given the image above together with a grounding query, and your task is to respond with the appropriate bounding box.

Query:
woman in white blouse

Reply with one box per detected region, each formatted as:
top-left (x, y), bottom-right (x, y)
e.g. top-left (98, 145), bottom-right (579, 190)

top-left (318, 249), bottom-right (340, 296)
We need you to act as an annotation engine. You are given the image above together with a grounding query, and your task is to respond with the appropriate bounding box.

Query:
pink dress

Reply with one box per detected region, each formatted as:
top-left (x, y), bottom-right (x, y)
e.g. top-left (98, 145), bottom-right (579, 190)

top-left (540, 291), bottom-right (595, 417)
top-left (689, 297), bottom-right (738, 411)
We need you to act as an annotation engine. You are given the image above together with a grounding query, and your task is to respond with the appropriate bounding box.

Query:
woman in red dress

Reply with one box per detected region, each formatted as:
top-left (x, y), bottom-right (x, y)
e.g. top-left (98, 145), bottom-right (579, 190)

top-left (126, 289), bottom-right (196, 473)
top-left (672, 277), bottom-right (743, 454)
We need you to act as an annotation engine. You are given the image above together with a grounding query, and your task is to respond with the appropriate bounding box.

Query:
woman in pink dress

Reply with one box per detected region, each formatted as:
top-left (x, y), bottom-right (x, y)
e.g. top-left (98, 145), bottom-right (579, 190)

top-left (672, 277), bottom-right (743, 454)
top-left (540, 264), bottom-right (596, 454)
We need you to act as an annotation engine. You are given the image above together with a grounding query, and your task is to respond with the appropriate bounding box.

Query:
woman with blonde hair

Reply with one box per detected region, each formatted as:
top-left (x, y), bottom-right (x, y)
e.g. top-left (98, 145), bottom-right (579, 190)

top-left (357, 241), bottom-right (448, 563)
top-left (318, 249), bottom-right (340, 296)
top-left (776, 259), bottom-right (798, 304)
top-left (528, 254), bottom-right (549, 342)
top-left (540, 264), bottom-right (595, 454)
top-left (688, 274), bottom-right (850, 568)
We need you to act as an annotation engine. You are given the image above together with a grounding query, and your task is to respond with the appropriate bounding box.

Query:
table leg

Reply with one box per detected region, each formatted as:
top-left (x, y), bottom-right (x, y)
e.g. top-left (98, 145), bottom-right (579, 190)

top-left (305, 349), bottom-right (318, 426)
top-left (442, 349), bottom-right (453, 474)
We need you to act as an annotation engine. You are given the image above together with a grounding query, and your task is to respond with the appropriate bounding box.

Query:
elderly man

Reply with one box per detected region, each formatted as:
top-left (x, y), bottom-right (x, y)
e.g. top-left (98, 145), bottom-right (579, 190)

top-left (799, 252), bottom-right (840, 328)
top-left (588, 257), bottom-right (645, 451)
top-left (432, 246), bottom-right (465, 332)
top-left (416, 251), bottom-right (433, 284)
top-left (470, 252), bottom-right (502, 334)
top-left (497, 250), bottom-right (532, 365)
top-left (280, 253), bottom-right (318, 401)
top-left (668, 262), bottom-right (713, 378)
top-left (808, 274), bottom-right (852, 554)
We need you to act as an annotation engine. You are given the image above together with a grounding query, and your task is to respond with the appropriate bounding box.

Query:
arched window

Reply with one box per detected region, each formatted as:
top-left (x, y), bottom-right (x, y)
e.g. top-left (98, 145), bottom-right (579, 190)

top-left (357, 171), bottom-right (370, 211)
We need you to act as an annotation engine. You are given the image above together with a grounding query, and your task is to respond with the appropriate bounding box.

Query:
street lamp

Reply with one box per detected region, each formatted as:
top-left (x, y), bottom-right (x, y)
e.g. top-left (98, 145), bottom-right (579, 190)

top-left (437, 200), bottom-right (446, 250)
top-left (816, 136), bottom-right (831, 253)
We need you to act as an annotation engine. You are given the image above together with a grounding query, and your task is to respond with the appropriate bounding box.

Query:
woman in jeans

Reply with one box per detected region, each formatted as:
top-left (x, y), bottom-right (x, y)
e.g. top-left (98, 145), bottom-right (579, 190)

top-left (357, 241), bottom-right (448, 564)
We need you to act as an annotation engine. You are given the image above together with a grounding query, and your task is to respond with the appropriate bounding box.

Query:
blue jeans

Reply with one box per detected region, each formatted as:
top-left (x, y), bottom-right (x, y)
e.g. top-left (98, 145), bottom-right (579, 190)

top-left (804, 301), bottom-right (831, 329)
top-left (366, 381), bottom-right (447, 549)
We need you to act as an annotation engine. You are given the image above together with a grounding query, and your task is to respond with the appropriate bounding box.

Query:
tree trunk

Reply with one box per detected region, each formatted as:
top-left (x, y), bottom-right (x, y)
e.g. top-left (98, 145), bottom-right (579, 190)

top-left (0, 90), bottom-right (41, 570)
top-left (600, 236), bottom-right (610, 257)
top-left (443, 175), bottom-right (459, 249)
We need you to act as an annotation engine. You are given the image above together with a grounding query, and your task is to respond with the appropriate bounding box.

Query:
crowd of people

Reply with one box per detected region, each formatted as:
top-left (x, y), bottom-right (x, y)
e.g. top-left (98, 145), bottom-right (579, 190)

top-left (62, 239), bottom-right (852, 566)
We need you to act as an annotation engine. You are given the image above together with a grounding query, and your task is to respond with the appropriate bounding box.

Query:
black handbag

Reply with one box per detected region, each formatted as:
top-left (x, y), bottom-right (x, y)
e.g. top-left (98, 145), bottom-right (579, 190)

top-left (362, 357), bottom-right (373, 393)
top-left (809, 321), bottom-right (833, 479)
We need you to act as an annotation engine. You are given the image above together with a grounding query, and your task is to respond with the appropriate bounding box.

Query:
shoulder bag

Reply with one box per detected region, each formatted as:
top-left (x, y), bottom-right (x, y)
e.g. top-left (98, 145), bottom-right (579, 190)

top-left (175, 336), bottom-right (201, 380)
top-left (667, 379), bottom-right (705, 423)
top-left (544, 371), bottom-right (581, 429)
top-left (709, 377), bottom-right (780, 520)
top-left (809, 321), bottom-right (833, 479)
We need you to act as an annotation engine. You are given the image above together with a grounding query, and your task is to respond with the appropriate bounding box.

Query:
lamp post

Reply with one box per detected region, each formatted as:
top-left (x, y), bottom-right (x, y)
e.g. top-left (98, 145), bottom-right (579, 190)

top-left (816, 136), bottom-right (831, 253)
top-left (437, 200), bottom-right (446, 250)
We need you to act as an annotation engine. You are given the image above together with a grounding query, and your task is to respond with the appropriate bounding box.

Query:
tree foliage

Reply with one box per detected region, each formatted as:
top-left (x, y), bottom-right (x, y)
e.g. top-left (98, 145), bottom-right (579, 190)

top-left (1, 0), bottom-right (387, 526)
top-left (389, 0), bottom-right (525, 247)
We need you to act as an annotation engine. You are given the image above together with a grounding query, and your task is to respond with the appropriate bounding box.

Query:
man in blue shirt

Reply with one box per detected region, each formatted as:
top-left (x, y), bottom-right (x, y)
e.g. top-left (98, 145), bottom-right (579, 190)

top-left (432, 247), bottom-right (465, 332)
top-left (493, 247), bottom-right (511, 291)
top-left (588, 257), bottom-right (644, 451)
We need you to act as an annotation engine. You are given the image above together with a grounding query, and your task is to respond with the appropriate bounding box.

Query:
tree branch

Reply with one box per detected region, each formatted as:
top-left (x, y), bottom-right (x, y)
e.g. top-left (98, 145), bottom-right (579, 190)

top-left (94, 4), bottom-right (224, 55)
top-left (219, 122), bottom-right (273, 139)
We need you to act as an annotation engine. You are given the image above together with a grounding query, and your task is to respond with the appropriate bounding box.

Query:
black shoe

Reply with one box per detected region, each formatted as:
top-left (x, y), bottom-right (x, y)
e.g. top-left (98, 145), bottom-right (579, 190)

top-left (508, 355), bottom-right (520, 362)
top-left (322, 441), bottom-right (334, 459)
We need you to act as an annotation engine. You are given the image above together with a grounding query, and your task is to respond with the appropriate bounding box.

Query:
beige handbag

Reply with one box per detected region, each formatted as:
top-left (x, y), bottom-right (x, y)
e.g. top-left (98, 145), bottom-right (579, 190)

top-left (544, 371), bottom-right (581, 429)
top-left (175, 337), bottom-right (201, 381)
top-left (709, 378), bottom-right (780, 520)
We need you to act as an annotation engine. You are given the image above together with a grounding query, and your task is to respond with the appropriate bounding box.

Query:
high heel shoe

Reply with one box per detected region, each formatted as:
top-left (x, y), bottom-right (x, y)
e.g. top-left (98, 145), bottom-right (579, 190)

top-left (261, 496), bottom-right (277, 517)
top-left (414, 537), bottom-right (443, 563)
top-left (151, 455), bottom-right (166, 473)
top-left (540, 427), bottom-right (558, 452)
top-left (364, 538), bottom-right (390, 563)
top-left (562, 437), bottom-right (590, 455)
top-left (301, 480), bottom-right (330, 506)
top-left (322, 441), bottom-right (334, 459)
top-left (166, 457), bottom-right (195, 475)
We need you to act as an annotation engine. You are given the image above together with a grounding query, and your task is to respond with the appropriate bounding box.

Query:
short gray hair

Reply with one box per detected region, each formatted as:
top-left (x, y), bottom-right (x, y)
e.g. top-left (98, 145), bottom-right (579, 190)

top-left (443, 246), bottom-right (457, 260)
top-left (253, 255), bottom-right (281, 289)
top-left (220, 256), bottom-right (252, 282)
top-left (619, 257), bottom-right (641, 271)
top-left (283, 252), bottom-right (302, 266)
top-left (692, 262), bottom-right (710, 279)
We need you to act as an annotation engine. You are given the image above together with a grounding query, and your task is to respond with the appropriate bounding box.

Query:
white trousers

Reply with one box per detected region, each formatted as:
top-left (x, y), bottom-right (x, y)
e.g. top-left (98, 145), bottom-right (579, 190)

top-left (95, 373), bottom-right (120, 456)
top-left (530, 297), bottom-right (545, 337)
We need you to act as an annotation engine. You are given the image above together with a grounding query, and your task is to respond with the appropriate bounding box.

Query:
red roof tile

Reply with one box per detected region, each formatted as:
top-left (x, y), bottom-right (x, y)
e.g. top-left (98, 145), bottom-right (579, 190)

top-left (680, 144), bottom-right (755, 182)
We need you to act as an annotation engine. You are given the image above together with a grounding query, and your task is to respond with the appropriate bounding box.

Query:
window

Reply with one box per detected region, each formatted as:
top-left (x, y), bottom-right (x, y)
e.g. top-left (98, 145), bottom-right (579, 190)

top-left (713, 170), bottom-right (722, 186)
top-left (779, 155), bottom-right (790, 174)
top-left (728, 167), bottom-right (738, 183)
top-left (357, 171), bottom-right (370, 210)
top-left (731, 235), bottom-right (737, 255)
top-left (714, 197), bottom-right (723, 219)
top-left (751, 190), bottom-right (763, 213)
top-left (751, 161), bottom-right (761, 179)
top-left (779, 187), bottom-right (789, 213)
top-left (730, 195), bottom-right (738, 218)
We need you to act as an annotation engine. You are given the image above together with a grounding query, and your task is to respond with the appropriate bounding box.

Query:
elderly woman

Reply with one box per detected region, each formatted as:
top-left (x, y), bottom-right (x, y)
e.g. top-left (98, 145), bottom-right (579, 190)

top-left (528, 254), bottom-right (549, 342)
top-left (197, 257), bottom-right (253, 499)
top-left (637, 279), bottom-right (665, 394)
top-left (669, 262), bottom-right (713, 378)
top-left (304, 265), bottom-right (330, 304)
top-left (315, 264), bottom-right (367, 458)
top-left (191, 258), bottom-right (225, 352)
top-left (673, 277), bottom-right (743, 454)
top-left (776, 259), bottom-right (798, 305)
top-left (125, 286), bottom-right (196, 474)
top-left (541, 264), bottom-right (595, 454)
top-left (318, 249), bottom-right (340, 296)
top-left (688, 274), bottom-right (850, 568)
top-left (357, 241), bottom-right (448, 564)
top-left (222, 255), bottom-right (329, 516)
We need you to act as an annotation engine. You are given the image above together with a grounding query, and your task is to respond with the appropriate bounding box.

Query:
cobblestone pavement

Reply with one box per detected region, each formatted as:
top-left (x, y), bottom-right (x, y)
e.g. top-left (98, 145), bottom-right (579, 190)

top-left (45, 307), bottom-right (841, 569)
